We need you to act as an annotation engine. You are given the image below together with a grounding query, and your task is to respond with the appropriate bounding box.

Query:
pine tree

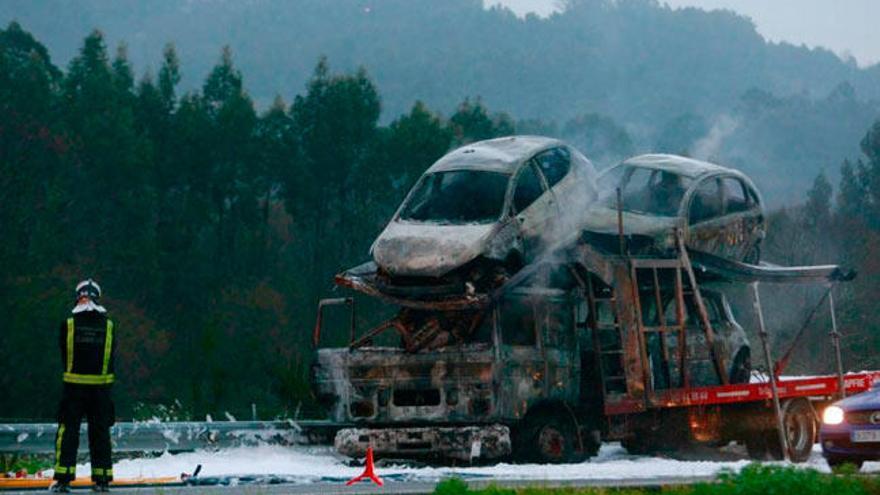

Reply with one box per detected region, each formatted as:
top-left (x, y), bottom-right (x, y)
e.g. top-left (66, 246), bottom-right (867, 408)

top-left (385, 100), bottom-right (452, 187)
top-left (289, 58), bottom-right (381, 298)
top-left (803, 170), bottom-right (832, 229)
top-left (449, 97), bottom-right (514, 145)
top-left (158, 44), bottom-right (180, 114)
top-left (837, 160), bottom-right (864, 221)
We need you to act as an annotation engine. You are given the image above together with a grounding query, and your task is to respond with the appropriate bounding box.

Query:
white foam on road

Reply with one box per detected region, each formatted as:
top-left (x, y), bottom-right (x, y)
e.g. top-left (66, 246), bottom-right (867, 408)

top-left (63, 443), bottom-right (880, 483)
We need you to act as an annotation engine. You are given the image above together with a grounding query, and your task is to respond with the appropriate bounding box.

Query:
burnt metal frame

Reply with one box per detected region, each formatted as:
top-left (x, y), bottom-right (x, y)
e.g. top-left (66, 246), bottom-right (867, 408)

top-left (583, 226), bottom-right (847, 462)
top-left (749, 280), bottom-right (845, 461)
top-left (313, 297), bottom-right (355, 348)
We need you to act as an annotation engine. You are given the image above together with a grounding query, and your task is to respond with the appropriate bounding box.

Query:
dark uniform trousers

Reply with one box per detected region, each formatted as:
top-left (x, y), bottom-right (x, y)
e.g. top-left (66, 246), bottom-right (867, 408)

top-left (54, 384), bottom-right (115, 483)
top-left (54, 313), bottom-right (116, 483)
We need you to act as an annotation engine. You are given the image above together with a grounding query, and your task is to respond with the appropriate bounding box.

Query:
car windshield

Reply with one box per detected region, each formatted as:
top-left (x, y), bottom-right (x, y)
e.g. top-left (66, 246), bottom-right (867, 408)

top-left (598, 165), bottom-right (691, 217)
top-left (399, 170), bottom-right (510, 224)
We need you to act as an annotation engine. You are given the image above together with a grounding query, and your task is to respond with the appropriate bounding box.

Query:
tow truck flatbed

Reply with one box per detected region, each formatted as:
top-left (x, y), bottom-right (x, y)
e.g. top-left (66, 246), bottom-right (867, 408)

top-left (606, 372), bottom-right (880, 415)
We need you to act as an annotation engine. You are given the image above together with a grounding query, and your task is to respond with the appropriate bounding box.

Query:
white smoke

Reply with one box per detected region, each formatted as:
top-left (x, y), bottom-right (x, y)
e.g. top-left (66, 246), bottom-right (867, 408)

top-left (692, 115), bottom-right (740, 161)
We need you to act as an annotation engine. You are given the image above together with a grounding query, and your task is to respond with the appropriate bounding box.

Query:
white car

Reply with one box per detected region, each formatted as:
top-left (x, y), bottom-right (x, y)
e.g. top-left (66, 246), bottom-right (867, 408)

top-left (339, 136), bottom-right (599, 301)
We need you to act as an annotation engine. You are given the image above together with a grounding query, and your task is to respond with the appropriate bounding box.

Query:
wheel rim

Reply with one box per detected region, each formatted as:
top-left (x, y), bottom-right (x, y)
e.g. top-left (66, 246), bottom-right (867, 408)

top-left (537, 425), bottom-right (566, 460)
top-left (785, 408), bottom-right (810, 454)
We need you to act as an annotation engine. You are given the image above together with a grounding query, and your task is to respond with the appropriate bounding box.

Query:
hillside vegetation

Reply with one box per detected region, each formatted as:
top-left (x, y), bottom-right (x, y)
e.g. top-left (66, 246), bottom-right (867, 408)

top-left (2, 0), bottom-right (879, 201)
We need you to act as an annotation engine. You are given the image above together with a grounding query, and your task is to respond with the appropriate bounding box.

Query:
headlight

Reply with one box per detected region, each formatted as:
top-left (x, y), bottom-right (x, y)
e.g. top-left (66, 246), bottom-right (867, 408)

top-left (823, 406), bottom-right (845, 425)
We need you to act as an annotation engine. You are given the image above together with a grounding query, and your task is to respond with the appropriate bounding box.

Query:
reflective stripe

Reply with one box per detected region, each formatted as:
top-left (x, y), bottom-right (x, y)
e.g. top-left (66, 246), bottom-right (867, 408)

top-left (92, 467), bottom-right (113, 476)
top-left (62, 318), bottom-right (115, 385)
top-left (63, 373), bottom-right (114, 385)
top-left (55, 424), bottom-right (65, 468)
top-left (66, 318), bottom-right (74, 373)
top-left (54, 465), bottom-right (75, 475)
top-left (102, 320), bottom-right (113, 375)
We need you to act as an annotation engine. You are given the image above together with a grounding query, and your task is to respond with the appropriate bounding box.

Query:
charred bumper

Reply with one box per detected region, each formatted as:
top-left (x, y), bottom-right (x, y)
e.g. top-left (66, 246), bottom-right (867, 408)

top-left (335, 261), bottom-right (488, 310)
top-left (334, 424), bottom-right (511, 462)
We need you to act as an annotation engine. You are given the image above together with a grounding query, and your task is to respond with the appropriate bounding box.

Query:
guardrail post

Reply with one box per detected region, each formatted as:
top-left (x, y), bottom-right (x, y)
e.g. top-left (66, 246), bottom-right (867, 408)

top-left (751, 282), bottom-right (789, 461)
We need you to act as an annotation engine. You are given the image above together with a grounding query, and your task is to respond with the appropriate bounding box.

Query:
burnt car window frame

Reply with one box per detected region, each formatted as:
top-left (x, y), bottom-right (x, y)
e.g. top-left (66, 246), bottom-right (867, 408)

top-left (540, 296), bottom-right (576, 349)
top-left (688, 176), bottom-right (725, 225)
top-left (722, 176), bottom-right (752, 214)
top-left (512, 162), bottom-right (547, 214)
top-left (397, 169), bottom-right (511, 224)
top-left (602, 165), bottom-right (689, 217)
top-left (499, 294), bottom-right (540, 347)
top-left (533, 147), bottom-right (571, 189)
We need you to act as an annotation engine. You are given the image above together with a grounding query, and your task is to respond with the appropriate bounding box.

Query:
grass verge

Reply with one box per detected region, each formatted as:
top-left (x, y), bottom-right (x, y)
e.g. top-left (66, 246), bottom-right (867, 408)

top-left (433, 464), bottom-right (880, 495)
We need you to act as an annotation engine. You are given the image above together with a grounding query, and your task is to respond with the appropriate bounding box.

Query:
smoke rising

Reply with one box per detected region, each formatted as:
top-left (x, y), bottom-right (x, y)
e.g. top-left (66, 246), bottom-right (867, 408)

top-left (692, 115), bottom-right (740, 161)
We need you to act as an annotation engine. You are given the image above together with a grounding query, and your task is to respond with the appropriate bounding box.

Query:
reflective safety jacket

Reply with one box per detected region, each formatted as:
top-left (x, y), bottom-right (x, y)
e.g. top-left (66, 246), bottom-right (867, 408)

top-left (58, 310), bottom-right (115, 385)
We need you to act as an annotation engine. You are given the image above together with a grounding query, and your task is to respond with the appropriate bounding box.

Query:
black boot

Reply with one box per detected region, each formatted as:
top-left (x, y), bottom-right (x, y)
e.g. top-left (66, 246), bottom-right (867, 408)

top-left (92, 481), bottom-right (110, 492)
top-left (51, 482), bottom-right (71, 493)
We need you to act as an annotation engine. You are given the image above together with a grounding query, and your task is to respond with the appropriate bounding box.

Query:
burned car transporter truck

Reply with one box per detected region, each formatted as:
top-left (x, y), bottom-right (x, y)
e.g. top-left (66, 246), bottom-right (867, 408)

top-left (311, 140), bottom-right (873, 463)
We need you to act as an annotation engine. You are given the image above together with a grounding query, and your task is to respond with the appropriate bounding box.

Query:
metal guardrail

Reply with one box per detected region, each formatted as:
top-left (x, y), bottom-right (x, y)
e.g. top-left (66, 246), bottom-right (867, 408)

top-left (0, 420), bottom-right (340, 454)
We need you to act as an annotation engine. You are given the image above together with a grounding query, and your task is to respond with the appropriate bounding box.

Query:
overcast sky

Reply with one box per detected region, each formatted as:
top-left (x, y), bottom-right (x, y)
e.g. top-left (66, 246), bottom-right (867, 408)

top-left (489, 0), bottom-right (880, 67)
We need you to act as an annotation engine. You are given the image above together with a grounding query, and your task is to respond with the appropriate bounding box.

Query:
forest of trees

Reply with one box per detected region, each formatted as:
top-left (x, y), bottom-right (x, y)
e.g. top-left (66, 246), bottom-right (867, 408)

top-left (2, 0), bottom-right (879, 203)
top-left (0, 22), bottom-right (517, 420)
top-left (1, 14), bottom-right (879, 421)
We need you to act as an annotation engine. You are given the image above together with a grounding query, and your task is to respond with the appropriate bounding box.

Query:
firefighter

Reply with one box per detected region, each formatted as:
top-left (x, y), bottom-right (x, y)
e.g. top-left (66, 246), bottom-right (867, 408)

top-left (52, 279), bottom-right (116, 493)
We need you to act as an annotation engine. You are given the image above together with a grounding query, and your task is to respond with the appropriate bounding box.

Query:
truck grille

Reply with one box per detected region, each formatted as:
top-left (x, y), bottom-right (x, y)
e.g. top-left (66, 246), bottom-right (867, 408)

top-left (393, 388), bottom-right (441, 407)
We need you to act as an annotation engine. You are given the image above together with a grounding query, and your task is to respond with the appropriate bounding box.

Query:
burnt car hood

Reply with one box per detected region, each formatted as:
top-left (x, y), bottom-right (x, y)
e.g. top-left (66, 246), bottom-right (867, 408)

top-left (372, 221), bottom-right (497, 278)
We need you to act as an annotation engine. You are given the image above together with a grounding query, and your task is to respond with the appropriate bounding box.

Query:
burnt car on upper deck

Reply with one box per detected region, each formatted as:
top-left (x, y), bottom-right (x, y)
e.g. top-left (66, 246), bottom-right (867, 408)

top-left (583, 154), bottom-right (766, 263)
top-left (338, 136), bottom-right (599, 301)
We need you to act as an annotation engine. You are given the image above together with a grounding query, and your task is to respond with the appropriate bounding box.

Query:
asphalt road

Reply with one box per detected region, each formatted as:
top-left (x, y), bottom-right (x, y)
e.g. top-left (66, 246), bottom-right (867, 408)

top-left (0, 476), bottom-right (715, 495)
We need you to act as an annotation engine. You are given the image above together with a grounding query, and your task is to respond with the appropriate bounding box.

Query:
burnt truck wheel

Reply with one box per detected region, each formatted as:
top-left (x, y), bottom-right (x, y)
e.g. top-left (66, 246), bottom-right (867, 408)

top-left (515, 410), bottom-right (583, 463)
top-left (747, 399), bottom-right (815, 463)
top-left (779, 399), bottom-right (816, 463)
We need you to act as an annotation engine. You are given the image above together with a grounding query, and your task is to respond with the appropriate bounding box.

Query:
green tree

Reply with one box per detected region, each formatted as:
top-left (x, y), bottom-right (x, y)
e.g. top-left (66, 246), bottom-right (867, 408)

top-left (384, 100), bottom-right (452, 187)
top-left (289, 58), bottom-right (381, 299)
top-left (0, 21), bottom-right (69, 416)
top-left (254, 95), bottom-right (297, 270)
top-left (158, 44), bottom-right (180, 114)
top-left (836, 160), bottom-right (864, 221)
top-left (803, 171), bottom-right (832, 229)
top-left (448, 97), bottom-right (514, 145)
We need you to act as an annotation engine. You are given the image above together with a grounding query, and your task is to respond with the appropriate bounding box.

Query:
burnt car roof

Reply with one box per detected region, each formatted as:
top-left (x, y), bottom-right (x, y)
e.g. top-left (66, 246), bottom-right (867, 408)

top-left (428, 135), bottom-right (564, 174)
top-left (620, 154), bottom-right (734, 179)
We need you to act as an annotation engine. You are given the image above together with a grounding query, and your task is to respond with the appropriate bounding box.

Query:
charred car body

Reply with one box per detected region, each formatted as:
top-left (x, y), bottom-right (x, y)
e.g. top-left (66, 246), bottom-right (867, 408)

top-left (338, 136), bottom-right (599, 302)
top-left (584, 154), bottom-right (766, 263)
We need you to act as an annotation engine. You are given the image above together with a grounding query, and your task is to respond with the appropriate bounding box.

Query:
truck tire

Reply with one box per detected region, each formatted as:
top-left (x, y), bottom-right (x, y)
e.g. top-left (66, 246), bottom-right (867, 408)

top-left (747, 399), bottom-right (815, 463)
top-left (514, 410), bottom-right (582, 464)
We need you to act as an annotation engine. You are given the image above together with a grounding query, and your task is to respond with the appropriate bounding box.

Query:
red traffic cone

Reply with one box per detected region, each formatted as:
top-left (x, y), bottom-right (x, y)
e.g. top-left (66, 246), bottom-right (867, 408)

top-left (346, 446), bottom-right (383, 486)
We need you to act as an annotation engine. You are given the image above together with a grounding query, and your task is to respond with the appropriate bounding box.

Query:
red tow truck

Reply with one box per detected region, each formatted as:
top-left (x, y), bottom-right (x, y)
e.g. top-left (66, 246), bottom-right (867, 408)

top-left (311, 232), bottom-right (866, 463)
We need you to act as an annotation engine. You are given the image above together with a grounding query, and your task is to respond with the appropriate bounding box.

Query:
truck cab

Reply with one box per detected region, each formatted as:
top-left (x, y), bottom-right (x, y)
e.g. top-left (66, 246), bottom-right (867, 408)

top-left (311, 286), bottom-right (587, 462)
